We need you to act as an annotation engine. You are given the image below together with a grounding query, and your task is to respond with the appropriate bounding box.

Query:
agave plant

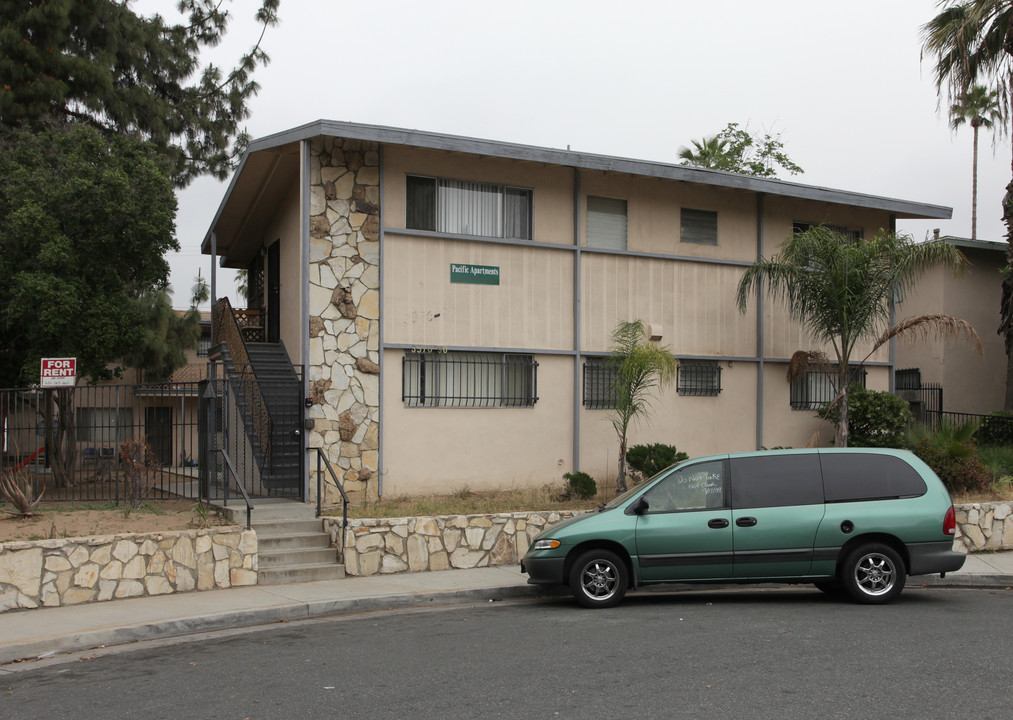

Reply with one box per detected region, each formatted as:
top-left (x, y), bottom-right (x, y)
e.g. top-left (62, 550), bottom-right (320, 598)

top-left (1, 467), bottom-right (45, 518)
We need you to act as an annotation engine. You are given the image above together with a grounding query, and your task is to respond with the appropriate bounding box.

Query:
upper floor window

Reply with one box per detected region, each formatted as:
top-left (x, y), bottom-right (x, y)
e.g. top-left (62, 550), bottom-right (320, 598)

top-left (403, 351), bottom-right (538, 408)
top-left (198, 327), bottom-right (212, 357)
top-left (406, 175), bottom-right (532, 240)
top-left (792, 221), bottom-right (863, 242)
top-left (586, 196), bottom-right (628, 251)
top-left (790, 366), bottom-right (867, 410)
top-left (681, 208), bottom-right (717, 245)
top-left (677, 360), bottom-right (722, 396)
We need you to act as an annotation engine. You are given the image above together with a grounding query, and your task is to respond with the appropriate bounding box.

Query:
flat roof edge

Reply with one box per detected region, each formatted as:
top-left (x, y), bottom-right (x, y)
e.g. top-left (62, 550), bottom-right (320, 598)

top-left (203, 120), bottom-right (952, 251)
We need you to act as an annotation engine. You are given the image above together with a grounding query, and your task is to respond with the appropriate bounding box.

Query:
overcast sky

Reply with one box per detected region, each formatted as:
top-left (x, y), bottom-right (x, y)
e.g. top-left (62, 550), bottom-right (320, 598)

top-left (143, 0), bottom-right (1011, 308)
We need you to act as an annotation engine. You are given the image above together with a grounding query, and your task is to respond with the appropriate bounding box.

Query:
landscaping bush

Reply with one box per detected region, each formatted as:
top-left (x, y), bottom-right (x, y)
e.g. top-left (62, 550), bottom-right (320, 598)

top-left (975, 410), bottom-right (1013, 446)
top-left (907, 419), bottom-right (992, 495)
top-left (561, 471), bottom-right (597, 500)
top-left (976, 444), bottom-right (1013, 478)
top-left (626, 443), bottom-right (689, 485)
top-left (820, 385), bottom-right (912, 448)
top-left (911, 440), bottom-right (992, 495)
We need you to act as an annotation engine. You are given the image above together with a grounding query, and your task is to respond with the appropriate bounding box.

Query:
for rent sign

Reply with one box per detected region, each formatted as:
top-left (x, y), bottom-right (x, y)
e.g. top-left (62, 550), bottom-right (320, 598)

top-left (41, 358), bottom-right (77, 388)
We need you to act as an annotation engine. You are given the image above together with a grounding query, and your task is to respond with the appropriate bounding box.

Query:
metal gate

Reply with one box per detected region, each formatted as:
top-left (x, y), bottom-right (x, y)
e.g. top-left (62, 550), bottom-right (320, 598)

top-left (1, 368), bottom-right (304, 504)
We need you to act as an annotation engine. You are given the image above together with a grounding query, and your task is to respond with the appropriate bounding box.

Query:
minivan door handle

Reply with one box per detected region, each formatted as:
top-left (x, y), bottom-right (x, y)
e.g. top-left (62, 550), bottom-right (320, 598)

top-left (736, 516), bottom-right (757, 527)
top-left (707, 518), bottom-right (729, 529)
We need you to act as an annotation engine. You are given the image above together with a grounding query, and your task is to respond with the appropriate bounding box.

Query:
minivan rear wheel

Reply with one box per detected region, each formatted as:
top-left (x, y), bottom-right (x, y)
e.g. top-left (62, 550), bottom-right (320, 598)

top-left (569, 549), bottom-right (628, 608)
top-left (841, 543), bottom-right (906, 604)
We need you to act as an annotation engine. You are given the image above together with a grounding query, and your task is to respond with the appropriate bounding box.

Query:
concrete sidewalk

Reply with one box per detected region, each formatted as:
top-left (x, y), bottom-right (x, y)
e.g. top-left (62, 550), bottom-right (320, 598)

top-left (2, 553), bottom-right (1011, 667)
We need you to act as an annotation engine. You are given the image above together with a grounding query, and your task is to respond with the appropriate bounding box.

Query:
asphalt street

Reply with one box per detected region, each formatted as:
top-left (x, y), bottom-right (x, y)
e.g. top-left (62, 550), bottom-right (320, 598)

top-left (3, 586), bottom-right (1010, 720)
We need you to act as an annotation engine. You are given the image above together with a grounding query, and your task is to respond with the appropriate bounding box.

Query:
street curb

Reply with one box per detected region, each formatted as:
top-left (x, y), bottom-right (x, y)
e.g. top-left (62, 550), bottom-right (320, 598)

top-left (915, 575), bottom-right (1013, 589)
top-left (0, 584), bottom-right (548, 667)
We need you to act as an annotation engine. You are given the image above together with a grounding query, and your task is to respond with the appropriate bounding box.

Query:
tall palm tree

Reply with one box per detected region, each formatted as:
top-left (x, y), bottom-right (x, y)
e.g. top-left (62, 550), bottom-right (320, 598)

top-left (678, 135), bottom-right (731, 169)
top-left (606, 320), bottom-right (677, 493)
top-left (950, 84), bottom-right (1002, 239)
top-left (921, 0), bottom-right (1013, 406)
top-left (736, 226), bottom-right (982, 447)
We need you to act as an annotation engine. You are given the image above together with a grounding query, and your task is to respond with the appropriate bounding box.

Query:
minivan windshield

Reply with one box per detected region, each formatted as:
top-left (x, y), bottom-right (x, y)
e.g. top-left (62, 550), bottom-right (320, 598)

top-left (599, 464), bottom-right (678, 511)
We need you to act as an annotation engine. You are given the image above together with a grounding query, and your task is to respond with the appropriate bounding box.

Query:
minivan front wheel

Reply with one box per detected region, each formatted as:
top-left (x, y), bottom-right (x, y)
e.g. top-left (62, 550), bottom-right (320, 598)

top-left (569, 549), bottom-right (628, 608)
top-left (841, 543), bottom-right (906, 604)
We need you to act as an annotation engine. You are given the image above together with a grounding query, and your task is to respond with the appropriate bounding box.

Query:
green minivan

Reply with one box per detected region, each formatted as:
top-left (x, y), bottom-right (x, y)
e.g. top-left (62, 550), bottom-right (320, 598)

top-left (521, 448), bottom-right (964, 607)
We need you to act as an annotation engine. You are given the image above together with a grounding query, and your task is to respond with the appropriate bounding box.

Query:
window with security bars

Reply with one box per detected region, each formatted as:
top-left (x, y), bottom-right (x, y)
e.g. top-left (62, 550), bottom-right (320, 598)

top-left (790, 366), bottom-right (867, 410)
top-left (406, 175), bottom-right (532, 240)
top-left (583, 356), bottom-right (617, 409)
top-left (402, 352), bottom-right (538, 407)
top-left (677, 361), bottom-right (722, 396)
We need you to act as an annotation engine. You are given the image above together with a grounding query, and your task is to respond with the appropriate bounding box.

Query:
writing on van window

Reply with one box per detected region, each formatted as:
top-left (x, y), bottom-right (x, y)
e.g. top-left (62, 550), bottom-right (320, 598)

top-left (647, 463), bottom-right (724, 512)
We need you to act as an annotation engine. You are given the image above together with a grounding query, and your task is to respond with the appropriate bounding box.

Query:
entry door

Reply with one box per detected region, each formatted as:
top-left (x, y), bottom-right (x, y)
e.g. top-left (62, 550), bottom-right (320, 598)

top-left (267, 240), bottom-right (280, 343)
top-left (635, 460), bottom-right (733, 582)
top-left (144, 407), bottom-right (173, 466)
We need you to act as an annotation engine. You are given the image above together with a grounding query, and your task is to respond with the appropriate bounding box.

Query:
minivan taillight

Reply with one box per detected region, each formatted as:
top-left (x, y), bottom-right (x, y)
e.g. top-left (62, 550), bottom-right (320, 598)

top-left (944, 506), bottom-right (956, 536)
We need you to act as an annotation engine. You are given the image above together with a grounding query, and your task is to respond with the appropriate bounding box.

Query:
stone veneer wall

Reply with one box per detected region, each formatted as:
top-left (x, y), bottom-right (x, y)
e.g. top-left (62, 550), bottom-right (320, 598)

top-left (306, 137), bottom-right (381, 503)
top-left (329, 502), bottom-right (1012, 578)
top-left (326, 511), bottom-right (582, 576)
top-left (0, 527), bottom-right (257, 613)
top-left (952, 502), bottom-right (1013, 553)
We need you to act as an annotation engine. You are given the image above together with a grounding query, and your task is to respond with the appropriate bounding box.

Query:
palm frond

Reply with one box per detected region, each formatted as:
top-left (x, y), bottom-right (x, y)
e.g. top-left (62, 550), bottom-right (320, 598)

top-left (870, 314), bottom-right (984, 356)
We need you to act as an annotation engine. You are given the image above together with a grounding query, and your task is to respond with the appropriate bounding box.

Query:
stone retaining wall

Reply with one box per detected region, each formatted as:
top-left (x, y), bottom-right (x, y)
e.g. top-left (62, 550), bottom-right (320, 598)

top-left (327, 511), bottom-right (581, 576)
top-left (330, 502), bottom-right (1013, 577)
top-left (953, 502), bottom-right (1012, 553)
top-left (0, 527), bottom-right (257, 613)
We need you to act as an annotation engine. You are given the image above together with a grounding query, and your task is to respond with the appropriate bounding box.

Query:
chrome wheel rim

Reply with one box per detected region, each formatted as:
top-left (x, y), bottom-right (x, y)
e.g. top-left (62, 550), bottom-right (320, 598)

top-left (580, 559), bottom-right (619, 601)
top-left (853, 552), bottom-right (897, 597)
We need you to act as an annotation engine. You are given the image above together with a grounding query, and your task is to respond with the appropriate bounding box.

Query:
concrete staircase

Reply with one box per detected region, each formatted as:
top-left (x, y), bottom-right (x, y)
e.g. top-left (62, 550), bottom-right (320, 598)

top-left (217, 499), bottom-right (345, 585)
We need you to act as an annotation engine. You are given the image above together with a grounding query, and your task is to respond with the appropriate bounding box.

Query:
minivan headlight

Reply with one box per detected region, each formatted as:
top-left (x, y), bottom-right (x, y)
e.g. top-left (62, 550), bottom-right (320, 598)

top-left (532, 539), bottom-right (561, 550)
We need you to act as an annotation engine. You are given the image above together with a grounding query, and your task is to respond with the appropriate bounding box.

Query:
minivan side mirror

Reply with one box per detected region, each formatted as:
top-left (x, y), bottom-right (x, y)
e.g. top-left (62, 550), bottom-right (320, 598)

top-left (628, 496), bottom-right (649, 515)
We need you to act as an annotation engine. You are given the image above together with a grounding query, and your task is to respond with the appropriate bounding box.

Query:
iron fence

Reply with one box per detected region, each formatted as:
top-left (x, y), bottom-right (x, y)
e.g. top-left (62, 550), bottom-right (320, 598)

top-left (1, 383), bottom-right (202, 503)
top-left (1, 369), bottom-right (304, 504)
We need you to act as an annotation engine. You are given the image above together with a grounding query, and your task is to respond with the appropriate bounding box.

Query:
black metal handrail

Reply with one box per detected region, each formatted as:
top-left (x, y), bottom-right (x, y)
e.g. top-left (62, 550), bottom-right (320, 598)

top-left (313, 448), bottom-right (349, 560)
top-left (221, 447), bottom-right (254, 529)
top-left (212, 297), bottom-right (272, 468)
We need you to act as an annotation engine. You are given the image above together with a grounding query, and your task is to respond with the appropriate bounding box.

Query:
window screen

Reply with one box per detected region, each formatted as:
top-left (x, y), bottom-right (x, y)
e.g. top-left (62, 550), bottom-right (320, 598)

top-left (681, 208), bottom-right (717, 245)
top-left (586, 196), bottom-right (628, 251)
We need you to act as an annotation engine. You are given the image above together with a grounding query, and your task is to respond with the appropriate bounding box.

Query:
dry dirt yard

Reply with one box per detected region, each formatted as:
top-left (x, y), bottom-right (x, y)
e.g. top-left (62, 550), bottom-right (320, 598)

top-left (0, 500), bottom-right (232, 543)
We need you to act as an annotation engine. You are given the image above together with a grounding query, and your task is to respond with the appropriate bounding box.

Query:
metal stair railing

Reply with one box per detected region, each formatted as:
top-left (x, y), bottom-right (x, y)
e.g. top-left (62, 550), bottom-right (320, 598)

top-left (212, 297), bottom-right (272, 470)
top-left (313, 448), bottom-right (350, 561)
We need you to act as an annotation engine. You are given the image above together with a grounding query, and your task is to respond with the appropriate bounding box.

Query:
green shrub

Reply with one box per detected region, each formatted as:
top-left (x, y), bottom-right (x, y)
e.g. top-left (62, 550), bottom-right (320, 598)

top-left (907, 419), bottom-right (992, 495)
top-left (975, 410), bottom-right (1013, 446)
top-left (911, 440), bottom-right (992, 495)
top-left (820, 385), bottom-right (913, 448)
top-left (976, 444), bottom-right (1013, 478)
top-left (561, 471), bottom-right (597, 500)
top-left (626, 443), bottom-right (689, 484)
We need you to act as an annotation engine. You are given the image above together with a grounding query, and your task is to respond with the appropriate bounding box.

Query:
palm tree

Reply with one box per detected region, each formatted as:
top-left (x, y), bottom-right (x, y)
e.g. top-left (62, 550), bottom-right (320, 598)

top-left (921, 0), bottom-right (1013, 407)
top-left (736, 226), bottom-right (983, 447)
top-left (606, 320), bottom-right (677, 493)
top-left (190, 270), bottom-right (210, 308)
top-left (678, 135), bottom-right (731, 169)
top-left (950, 84), bottom-right (1002, 239)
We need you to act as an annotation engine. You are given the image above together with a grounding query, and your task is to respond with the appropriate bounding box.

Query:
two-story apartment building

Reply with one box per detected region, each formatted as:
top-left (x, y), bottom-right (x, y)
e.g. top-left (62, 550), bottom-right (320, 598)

top-left (201, 121), bottom-right (951, 500)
